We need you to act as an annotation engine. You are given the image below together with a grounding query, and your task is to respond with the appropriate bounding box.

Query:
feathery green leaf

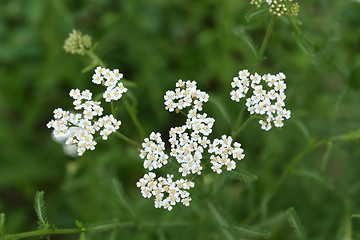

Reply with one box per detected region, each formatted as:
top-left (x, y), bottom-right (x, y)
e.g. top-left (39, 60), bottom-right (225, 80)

top-left (228, 225), bottom-right (271, 239)
top-left (351, 214), bottom-right (360, 219)
top-left (0, 213), bottom-right (5, 238)
top-left (113, 179), bottom-right (138, 221)
top-left (245, 7), bottom-right (270, 23)
top-left (223, 168), bottom-right (258, 183)
top-left (233, 27), bottom-right (258, 58)
top-left (34, 191), bottom-right (49, 229)
top-left (321, 141), bottom-right (333, 171)
top-left (287, 207), bottom-right (308, 240)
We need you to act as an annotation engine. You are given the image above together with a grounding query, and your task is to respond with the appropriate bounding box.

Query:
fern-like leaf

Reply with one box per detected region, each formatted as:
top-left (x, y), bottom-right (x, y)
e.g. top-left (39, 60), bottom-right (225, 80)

top-left (245, 7), bottom-right (270, 23)
top-left (228, 225), bottom-right (271, 239)
top-left (293, 33), bottom-right (316, 61)
top-left (233, 27), bottom-right (258, 58)
top-left (0, 213), bottom-right (5, 237)
top-left (34, 191), bottom-right (49, 229)
top-left (286, 207), bottom-right (308, 240)
top-left (113, 179), bottom-right (138, 221)
top-left (351, 214), bottom-right (360, 219)
top-left (223, 168), bottom-right (258, 183)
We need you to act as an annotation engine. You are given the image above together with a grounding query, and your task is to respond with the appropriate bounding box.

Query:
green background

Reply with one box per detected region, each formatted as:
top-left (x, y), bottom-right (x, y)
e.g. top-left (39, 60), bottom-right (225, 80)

top-left (0, 0), bottom-right (359, 239)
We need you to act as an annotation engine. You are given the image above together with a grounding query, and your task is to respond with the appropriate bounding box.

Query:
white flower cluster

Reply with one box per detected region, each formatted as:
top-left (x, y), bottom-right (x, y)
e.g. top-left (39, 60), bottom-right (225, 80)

top-left (92, 67), bottom-right (128, 102)
top-left (136, 173), bottom-right (194, 211)
top-left (208, 135), bottom-right (245, 174)
top-left (48, 67), bottom-right (127, 156)
top-left (138, 80), bottom-right (245, 210)
top-left (164, 80), bottom-right (209, 112)
top-left (169, 110), bottom-right (215, 176)
top-left (47, 89), bottom-right (121, 156)
top-left (230, 69), bottom-right (291, 131)
top-left (139, 132), bottom-right (169, 170)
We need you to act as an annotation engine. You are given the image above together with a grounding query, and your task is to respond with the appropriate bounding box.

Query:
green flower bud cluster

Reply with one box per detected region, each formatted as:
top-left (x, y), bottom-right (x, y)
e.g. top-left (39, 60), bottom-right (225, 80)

top-left (63, 30), bottom-right (92, 56)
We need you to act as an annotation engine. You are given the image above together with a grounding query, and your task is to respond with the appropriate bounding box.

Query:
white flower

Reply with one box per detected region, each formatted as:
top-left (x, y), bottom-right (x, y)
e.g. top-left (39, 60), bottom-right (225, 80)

top-left (230, 69), bottom-right (291, 130)
top-left (137, 172), bottom-right (195, 210)
top-left (139, 132), bottom-right (169, 170)
top-left (208, 135), bottom-right (245, 174)
top-left (164, 79), bottom-right (209, 112)
top-left (48, 66), bottom-right (128, 156)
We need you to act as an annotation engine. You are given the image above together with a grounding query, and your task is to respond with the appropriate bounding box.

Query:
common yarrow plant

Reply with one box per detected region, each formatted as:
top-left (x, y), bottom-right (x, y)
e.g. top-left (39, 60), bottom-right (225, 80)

top-left (8, 1), bottom-right (360, 239)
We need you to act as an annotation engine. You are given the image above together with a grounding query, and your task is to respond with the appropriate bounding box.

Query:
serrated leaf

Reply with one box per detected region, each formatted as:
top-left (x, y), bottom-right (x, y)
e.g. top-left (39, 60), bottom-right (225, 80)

top-left (233, 27), bottom-right (258, 58)
top-left (286, 207), bottom-right (308, 240)
top-left (223, 169), bottom-right (258, 183)
top-left (228, 225), bottom-right (271, 239)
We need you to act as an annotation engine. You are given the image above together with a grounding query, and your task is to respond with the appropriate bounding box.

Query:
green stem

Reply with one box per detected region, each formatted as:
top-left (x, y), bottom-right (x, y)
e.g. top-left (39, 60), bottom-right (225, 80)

top-left (232, 115), bottom-right (255, 139)
top-left (123, 96), bottom-right (145, 139)
top-left (4, 228), bottom-right (82, 240)
top-left (111, 101), bottom-right (116, 117)
top-left (253, 14), bottom-right (277, 72)
top-left (85, 50), bottom-right (105, 67)
top-left (245, 129), bottom-right (360, 224)
top-left (272, 141), bottom-right (315, 193)
top-left (114, 131), bottom-right (141, 148)
top-left (2, 220), bottom-right (193, 240)
top-left (233, 15), bottom-right (276, 138)
top-left (234, 107), bottom-right (245, 132)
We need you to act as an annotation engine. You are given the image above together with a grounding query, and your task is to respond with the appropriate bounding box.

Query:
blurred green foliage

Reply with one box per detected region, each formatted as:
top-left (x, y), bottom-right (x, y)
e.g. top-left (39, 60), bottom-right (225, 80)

top-left (0, 0), bottom-right (359, 239)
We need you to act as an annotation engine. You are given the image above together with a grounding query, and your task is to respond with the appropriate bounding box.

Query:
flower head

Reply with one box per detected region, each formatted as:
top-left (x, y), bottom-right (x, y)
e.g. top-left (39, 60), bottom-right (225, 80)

top-left (164, 80), bottom-right (209, 112)
top-left (137, 172), bottom-right (195, 211)
top-left (63, 30), bottom-right (92, 55)
top-left (138, 80), bottom-right (246, 210)
top-left (231, 69), bottom-right (291, 131)
top-left (48, 67), bottom-right (127, 156)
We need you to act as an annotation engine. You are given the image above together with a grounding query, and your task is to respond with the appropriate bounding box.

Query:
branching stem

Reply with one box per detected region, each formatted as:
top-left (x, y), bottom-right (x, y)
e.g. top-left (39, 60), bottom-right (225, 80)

top-left (114, 131), bottom-right (141, 148)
